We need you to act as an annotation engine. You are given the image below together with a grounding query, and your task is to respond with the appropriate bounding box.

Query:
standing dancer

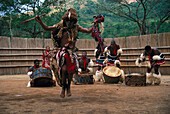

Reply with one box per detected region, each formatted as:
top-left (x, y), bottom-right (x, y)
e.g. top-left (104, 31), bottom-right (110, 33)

top-left (35, 8), bottom-right (103, 98)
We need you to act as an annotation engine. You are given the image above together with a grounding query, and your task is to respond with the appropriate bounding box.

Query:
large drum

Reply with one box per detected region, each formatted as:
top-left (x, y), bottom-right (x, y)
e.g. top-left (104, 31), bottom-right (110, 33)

top-left (103, 66), bottom-right (121, 83)
top-left (31, 68), bottom-right (56, 87)
top-left (125, 73), bottom-right (146, 86)
top-left (74, 72), bottom-right (94, 85)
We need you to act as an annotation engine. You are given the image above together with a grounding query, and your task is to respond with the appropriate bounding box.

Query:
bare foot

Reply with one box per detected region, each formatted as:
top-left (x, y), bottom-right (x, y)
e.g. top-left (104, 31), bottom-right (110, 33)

top-left (67, 88), bottom-right (72, 97)
top-left (60, 89), bottom-right (65, 98)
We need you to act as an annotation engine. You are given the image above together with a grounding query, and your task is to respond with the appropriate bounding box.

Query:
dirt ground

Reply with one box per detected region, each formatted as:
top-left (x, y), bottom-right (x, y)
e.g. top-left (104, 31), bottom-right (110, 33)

top-left (0, 75), bottom-right (170, 114)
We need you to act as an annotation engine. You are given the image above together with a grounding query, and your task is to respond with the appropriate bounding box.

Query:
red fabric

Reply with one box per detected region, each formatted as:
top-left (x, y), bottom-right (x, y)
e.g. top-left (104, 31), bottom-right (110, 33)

top-left (149, 48), bottom-right (165, 66)
top-left (42, 52), bottom-right (45, 67)
top-left (149, 48), bottom-right (152, 63)
top-left (45, 66), bottom-right (51, 69)
top-left (108, 46), bottom-right (117, 56)
top-left (95, 16), bottom-right (104, 22)
top-left (95, 62), bottom-right (105, 66)
top-left (102, 43), bottom-right (105, 51)
top-left (91, 26), bottom-right (102, 44)
top-left (91, 25), bottom-right (105, 54)
top-left (81, 56), bottom-right (87, 70)
top-left (64, 54), bottom-right (76, 74)
top-left (156, 60), bottom-right (165, 65)
top-left (34, 65), bottom-right (40, 69)
top-left (113, 48), bottom-right (116, 55)
top-left (91, 26), bottom-right (97, 38)
top-left (42, 50), bottom-right (51, 67)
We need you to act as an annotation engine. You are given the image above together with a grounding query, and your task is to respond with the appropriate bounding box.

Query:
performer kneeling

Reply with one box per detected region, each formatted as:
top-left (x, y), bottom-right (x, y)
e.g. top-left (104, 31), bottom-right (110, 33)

top-left (78, 51), bottom-right (94, 73)
top-left (138, 45), bottom-right (165, 85)
top-left (74, 51), bottom-right (94, 84)
top-left (103, 40), bottom-right (124, 82)
top-left (27, 59), bottom-right (56, 87)
top-left (104, 40), bottom-right (123, 67)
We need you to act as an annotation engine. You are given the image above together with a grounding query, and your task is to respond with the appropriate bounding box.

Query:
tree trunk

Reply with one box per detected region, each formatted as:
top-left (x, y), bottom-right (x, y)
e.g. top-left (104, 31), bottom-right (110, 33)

top-left (154, 21), bottom-right (163, 33)
top-left (140, 23), bottom-right (147, 35)
top-left (9, 14), bottom-right (13, 48)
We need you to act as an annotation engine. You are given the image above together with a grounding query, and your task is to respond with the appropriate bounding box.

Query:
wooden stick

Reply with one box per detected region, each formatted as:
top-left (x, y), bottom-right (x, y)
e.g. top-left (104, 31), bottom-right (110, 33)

top-left (21, 13), bottom-right (46, 24)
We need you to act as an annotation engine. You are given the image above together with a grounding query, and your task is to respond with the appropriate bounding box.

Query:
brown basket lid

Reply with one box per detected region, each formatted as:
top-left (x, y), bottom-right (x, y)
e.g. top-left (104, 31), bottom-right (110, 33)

top-left (103, 66), bottom-right (121, 77)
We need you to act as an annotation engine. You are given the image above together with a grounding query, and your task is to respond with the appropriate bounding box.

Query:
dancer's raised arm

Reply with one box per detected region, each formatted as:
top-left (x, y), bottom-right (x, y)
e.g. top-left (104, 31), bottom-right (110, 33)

top-left (35, 15), bottom-right (56, 31)
top-left (78, 25), bottom-right (93, 33)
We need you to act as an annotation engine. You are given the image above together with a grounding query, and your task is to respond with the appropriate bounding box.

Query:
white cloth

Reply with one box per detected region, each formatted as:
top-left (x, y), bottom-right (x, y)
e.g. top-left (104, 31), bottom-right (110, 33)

top-left (27, 79), bottom-right (32, 87)
top-left (146, 72), bottom-right (161, 85)
top-left (95, 70), bottom-right (103, 81)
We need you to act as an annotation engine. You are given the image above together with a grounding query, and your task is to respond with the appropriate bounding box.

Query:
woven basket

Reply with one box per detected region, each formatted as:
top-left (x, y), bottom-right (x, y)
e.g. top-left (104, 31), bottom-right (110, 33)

top-left (125, 73), bottom-right (146, 86)
top-left (103, 66), bottom-right (121, 84)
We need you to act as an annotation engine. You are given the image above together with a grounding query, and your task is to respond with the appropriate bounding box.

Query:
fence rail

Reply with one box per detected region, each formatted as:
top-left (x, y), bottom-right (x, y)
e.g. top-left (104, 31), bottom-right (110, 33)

top-left (0, 32), bottom-right (170, 75)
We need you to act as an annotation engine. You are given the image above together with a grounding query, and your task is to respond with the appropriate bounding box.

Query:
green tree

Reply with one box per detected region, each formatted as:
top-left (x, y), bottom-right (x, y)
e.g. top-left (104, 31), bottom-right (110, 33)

top-left (0, 0), bottom-right (67, 38)
top-left (97, 0), bottom-right (170, 35)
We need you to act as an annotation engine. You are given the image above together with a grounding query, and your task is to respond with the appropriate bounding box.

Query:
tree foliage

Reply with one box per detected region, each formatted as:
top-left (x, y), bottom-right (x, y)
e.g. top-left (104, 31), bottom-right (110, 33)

top-left (0, 0), bottom-right (169, 39)
top-left (0, 0), bottom-right (66, 38)
top-left (97, 0), bottom-right (170, 35)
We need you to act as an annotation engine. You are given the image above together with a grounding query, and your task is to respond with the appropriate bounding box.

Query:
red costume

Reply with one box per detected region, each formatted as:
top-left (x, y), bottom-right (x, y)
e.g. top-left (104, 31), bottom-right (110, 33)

top-left (64, 53), bottom-right (76, 74)
top-left (42, 50), bottom-right (51, 69)
top-left (146, 48), bottom-right (165, 66)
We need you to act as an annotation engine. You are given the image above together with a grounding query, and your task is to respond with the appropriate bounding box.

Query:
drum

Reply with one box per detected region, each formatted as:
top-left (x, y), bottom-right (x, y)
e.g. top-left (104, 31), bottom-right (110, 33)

top-left (74, 72), bottom-right (94, 85)
top-left (32, 68), bottom-right (52, 79)
top-left (31, 68), bottom-right (55, 87)
top-left (125, 73), bottom-right (146, 86)
top-left (103, 66), bottom-right (121, 83)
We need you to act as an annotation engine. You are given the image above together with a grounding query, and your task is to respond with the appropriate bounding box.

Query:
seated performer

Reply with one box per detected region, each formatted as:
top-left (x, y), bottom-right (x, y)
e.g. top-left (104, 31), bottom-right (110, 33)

top-left (139, 45), bottom-right (165, 85)
top-left (74, 51), bottom-right (94, 84)
top-left (27, 59), bottom-right (56, 87)
top-left (95, 40), bottom-right (123, 82)
top-left (103, 40), bottom-right (124, 83)
top-left (27, 59), bottom-right (40, 87)
top-left (42, 46), bottom-right (52, 69)
top-left (28, 59), bottom-right (41, 75)
top-left (104, 40), bottom-right (123, 68)
top-left (78, 51), bottom-right (94, 73)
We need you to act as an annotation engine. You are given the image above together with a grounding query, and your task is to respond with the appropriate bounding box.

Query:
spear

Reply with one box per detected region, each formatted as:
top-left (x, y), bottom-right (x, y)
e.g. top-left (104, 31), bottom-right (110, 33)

top-left (21, 13), bottom-right (46, 24)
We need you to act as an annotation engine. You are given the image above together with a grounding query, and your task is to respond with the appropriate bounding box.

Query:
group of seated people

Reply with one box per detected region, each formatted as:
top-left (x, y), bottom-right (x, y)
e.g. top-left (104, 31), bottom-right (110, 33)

top-left (27, 46), bottom-right (55, 87)
top-left (27, 40), bottom-right (165, 86)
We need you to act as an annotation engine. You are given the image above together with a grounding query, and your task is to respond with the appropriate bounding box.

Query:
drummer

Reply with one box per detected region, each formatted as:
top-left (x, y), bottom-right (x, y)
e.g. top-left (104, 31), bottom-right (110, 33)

top-left (104, 40), bottom-right (123, 68)
top-left (27, 59), bottom-right (41, 87)
top-left (78, 51), bottom-right (92, 73)
top-left (27, 59), bottom-right (56, 87)
top-left (74, 51), bottom-right (94, 84)
top-left (28, 59), bottom-right (41, 77)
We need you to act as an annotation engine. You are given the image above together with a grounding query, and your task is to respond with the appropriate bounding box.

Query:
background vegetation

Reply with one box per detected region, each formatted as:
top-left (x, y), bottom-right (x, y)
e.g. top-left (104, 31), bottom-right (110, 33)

top-left (0, 0), bottom-right (169, 39)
